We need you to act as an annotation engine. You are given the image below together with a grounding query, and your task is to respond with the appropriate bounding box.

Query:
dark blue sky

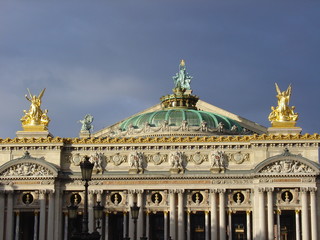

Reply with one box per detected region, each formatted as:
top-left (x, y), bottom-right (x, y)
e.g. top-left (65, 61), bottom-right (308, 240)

top-left (0, 1), bottom-right (319, 138)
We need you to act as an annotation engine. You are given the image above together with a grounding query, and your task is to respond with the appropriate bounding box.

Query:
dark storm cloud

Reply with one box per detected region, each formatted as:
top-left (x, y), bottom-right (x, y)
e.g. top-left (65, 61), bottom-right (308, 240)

top-left (0, 0), bottom-right (319, 137)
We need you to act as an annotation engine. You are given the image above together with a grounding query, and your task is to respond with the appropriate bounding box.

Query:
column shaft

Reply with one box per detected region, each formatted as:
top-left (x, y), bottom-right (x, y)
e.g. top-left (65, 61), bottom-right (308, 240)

top-left (128, 193), bottom-right (134, 239)
top-left (219, 190), bottom-right (226, 240)
top-left (169, 191), bottom-right (176, 240)
top-left (14, 212), bottom-right (20, 240)
top-left (301, 189), bottom-right (309, 240)
top-left (47, 191), bottom-right (55, 240)
top-left (146, 212), bottom-right (150, 239)
top-left (276, 210), bottom-right (280, 240)
top-left (6, 192), bottom-right (14, 240)
top-left (210, 191), bottom-right (217, 240)
top-left (137, 192), bottom-right (143, 239)
top-left (34, 212), bottom-right (39, 240)
top-left (187, 211), bottom-right (190, 240)
top-left (123, 212), bottom-right (128, 238)
top-left (164, 211), bottom-right (168, 240)
top-left (295, 210), bottom-right (300, 240)
top-left (246, 211), bottom-right (251, 240)
top-left (63, 212), bottom-right (68, 240)
top-left (259, 190), bottom-right (266, 240)
top-left (88, 192), bottom-right (94, 232)
top-left (205, 211), bottom-right (209, 240)
top-left (267, 190), bottom-right (274, 240)
top-left (104, 213), bottom-right (109, 240)
top-left (178, 191), bottom-right (184, 240)
top-left (39, 191), bottom-right (47, 240)
top-left (228, 211), bottom-right (232, 240)
top-left (310, 190), bottom-right (317, 240)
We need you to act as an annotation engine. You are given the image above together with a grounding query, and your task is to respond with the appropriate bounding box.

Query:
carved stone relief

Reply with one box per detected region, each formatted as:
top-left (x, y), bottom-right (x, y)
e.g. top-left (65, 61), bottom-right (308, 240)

top-left (1, 163), bottom-right (53, 176)
top-left (260, 160), bottom-right (314, 173)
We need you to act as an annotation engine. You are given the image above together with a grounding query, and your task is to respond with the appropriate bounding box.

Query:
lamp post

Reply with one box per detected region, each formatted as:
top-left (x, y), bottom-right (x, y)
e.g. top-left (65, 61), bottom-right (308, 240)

top-left (69, 156), bottom-right (102, 240)
top-left (130, 202), bottom-right (140, 240)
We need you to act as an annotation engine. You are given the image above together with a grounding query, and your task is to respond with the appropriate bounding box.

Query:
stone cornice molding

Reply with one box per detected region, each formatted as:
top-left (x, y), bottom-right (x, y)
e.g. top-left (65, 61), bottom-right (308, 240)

top-left (0, 133), bottom-right (319, 145)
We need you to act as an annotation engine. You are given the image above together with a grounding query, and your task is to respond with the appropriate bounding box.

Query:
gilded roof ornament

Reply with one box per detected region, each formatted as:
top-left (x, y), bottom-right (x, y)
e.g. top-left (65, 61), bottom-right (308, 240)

top-left (20, 88), bottom-right (50, 131)
top-left (172, 60), bottom-right (192, 90)
top-left (268, 83), bottom-right (298, 127)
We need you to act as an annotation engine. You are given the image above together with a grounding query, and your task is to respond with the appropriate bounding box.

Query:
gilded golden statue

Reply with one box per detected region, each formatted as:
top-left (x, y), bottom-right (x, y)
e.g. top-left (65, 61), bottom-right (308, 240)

top-left (268, 83), bottom-right (298, 127)
top-left (20, 88), bottom-right (50, 131)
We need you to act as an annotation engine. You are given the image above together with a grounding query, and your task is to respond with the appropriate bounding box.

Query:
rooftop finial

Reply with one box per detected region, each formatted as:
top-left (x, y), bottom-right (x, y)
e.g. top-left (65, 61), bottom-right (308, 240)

top-left (172, 60), bottom-right (192, 90)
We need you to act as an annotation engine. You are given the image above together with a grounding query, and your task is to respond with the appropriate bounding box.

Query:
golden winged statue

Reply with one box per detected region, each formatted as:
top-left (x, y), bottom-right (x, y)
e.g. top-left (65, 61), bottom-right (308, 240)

top-left (268, 83), bottom-right (298, 127)
top-left (20, 88), bottom-right (50, 131)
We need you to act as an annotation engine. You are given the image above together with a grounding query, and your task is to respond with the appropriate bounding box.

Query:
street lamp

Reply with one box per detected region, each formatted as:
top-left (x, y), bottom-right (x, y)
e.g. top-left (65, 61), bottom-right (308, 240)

top-left (69, 156), bottom-right (101, 240)
top-left (130, 202), bottom-right (140, 240)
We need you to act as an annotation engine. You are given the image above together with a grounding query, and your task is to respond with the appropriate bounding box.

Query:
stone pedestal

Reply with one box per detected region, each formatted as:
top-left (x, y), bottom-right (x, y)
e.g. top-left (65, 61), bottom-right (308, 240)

top-left (16, 130), bottom-right (53, 138)
top-left (267, 127), bottom-right (302, 135)
top-left (79, 130), bottom-right (90, 138)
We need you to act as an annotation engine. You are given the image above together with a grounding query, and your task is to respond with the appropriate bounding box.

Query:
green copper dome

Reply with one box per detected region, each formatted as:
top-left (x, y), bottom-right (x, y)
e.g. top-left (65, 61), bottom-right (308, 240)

top-left (119, 109), bottom-right (242, 133)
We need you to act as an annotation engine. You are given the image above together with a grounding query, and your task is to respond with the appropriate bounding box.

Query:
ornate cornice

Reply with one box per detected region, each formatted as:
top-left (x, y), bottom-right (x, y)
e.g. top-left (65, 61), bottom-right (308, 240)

top-left (0, 133), bottom-right (319, 145)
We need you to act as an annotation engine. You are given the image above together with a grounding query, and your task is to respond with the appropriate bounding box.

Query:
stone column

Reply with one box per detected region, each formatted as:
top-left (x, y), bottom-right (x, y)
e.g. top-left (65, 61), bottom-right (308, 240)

top-left (177, 189), bottom-right (185, 240)
top-left (301, 188), bottom-right (309, 240)
top-left (267, 188), bottom-right (274, 240)
top-left (228, 210), bottom-right (232, 240)
top-left (137, 190), bottom-right (144, 239)
top-left (219, 189), bottom-right (226, 240)
top-left (54, 184), bottom-right (62, 240)
top-left (0, 191), bottom-right (5, 239)
top-left (205, 211), bottom-right (209, 240)
top-left (246, 210), bottom-right (251, 240)
top-left (310, 188), bottom-right (317, 240)
top-left (123, 212), bottom-right (128, 239)
top-left (47, 190), bottom-right (55, 240)
top-left (88, 191), bottom-right (94, 232)
top-left (63, 212), bottom-right (68, 240)
top-left (164, 211), bottom-right (168, 240)
top-left (146, 211), bottom-right (150, 239)
top-left (34, 211), bottom-right (39, 240)
top-left (276, 210), bottom-right (281, 240)
top-left (39, 190), bottom-right (47, 240)
top-left (6, 191), bottom-right (14, 240)
top-left (104, 212), bottom-right (109, 240)
top-left (187, 210), bottom-right (191, 240)
top-left (295, 210), bottom-right (300, 240)
top-left (169, 190), bottom-right (176, 240)
top-left (258, 188), bottom-right (266, 240)
top-left (128, 190), bottom-right (134, 239)
top-left (210, 190), bottom-right (218, 240)
top-left (96, 190), bottom-right (103, 236)
top-left (14, 211), bottom-right (20, 240)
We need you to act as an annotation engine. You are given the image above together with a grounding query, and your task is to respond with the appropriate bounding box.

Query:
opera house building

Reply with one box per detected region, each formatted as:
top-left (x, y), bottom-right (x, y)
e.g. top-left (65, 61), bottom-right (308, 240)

top-left (0, 61), bottom-right (319, 240)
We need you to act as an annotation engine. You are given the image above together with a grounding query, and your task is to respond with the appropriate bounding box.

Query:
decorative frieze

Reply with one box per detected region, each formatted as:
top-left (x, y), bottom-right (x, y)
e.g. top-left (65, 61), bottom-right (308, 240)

top-left (260, 160), bottom-right (314, 174)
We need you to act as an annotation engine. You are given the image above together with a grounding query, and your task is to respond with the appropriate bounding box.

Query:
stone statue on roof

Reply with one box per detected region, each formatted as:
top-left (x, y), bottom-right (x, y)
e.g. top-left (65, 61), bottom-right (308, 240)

top-left (172, 60), bottom-right (192, 90)
top-left (79, 114), bottom-right (94, 132)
